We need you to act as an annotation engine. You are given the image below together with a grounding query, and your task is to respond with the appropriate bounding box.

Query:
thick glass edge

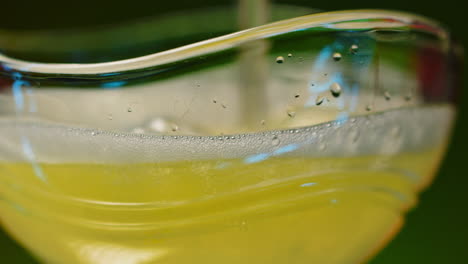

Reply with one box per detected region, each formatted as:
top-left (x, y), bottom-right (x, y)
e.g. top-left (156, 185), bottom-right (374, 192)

top-left (0, 9), bottom-right (449, 76)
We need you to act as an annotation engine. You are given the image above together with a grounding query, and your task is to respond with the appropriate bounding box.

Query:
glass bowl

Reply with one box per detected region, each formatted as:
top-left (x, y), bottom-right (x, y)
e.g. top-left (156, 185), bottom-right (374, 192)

top-left (0, 6), bottom-right (460, 264)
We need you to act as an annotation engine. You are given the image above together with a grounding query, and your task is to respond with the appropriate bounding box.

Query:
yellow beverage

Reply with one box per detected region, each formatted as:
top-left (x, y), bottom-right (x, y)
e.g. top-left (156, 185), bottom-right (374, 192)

top-left (0, 105), bottom-right (453, 264)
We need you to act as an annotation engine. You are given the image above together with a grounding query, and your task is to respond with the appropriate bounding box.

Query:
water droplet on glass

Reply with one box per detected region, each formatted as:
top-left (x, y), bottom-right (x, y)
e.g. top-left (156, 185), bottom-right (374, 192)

top-left (366, 105), bottom-right (372, 111)
top-left (260, 119), bottom-right (266, 126)
top-left (127, 107), bottom-right (133, 113)
top-left (271, 135), bottom-right (280, 146)
top-left (171, 125), bottom-right (179, 132)
top-left (221, 103), bottom-right (227, 109)
top-left (384, 91), bottom-right (391, 101)
top-left (107, 114), bottom-right (113, 120)
top-left (276, 56), bottom-right (284, 64)
top-left (212, 99), bottom-right (217, 104)
top-left (350, 44), bottom-right (359, 53)
top-left (294, 94), bottom-right (300, 98)
top-left (287, 110), bottom-right (296, 118)
top-left (332, 52), bottom-right (342, 61)
top-left (405, 94), bottom-right (412, 101)
top-left (330, 82), bottom-right (342, 97)
top-left (287, 53), bottom-right (293, 58)
top-left (315, 96), bottom-right (326, 106)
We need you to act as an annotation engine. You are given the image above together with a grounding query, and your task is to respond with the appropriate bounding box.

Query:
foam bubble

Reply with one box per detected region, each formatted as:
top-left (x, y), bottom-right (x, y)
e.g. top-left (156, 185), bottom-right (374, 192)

top-left (0, 106), bottom-right (454, 163)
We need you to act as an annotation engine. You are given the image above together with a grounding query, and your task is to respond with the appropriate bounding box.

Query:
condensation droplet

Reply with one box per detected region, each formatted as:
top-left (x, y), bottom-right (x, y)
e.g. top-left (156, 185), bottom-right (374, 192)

top-left (171, 125), bottom-right (179, 132)
top-left (271, 135), bottom-right (280, 146)
top-left (287, 53), bottom-right (293, 58)
top-left (332, 52), bottom-right (342, 61)
top-left (405, 94), bottom-right (412, 101)
top-left (276, 56), bottom-right (284, 64)
top-left (260, 119), bottom-right (266, 126)
top-left (350, 44), bottom-right (359, 53)
top-left (384, 91), bottom-right (391, 101)
top-left (127, 107), bottom-right (133, 112)
top-left (366, 105), bottom-right (373, 111)
top-left (107, 114), bottom-right (113, 120)
top-left (212, 99), bottom-right (217, 104)
top-left (221, 103), bottom-right (227, 109)
top-left (287, 110), bottom-right (296, 118)
top-left (315, 96), bottom-right (326, 106)
top-left (330, 82), bottom-right (342, 97)
top-left (294, 93), bottom-right (300, 98)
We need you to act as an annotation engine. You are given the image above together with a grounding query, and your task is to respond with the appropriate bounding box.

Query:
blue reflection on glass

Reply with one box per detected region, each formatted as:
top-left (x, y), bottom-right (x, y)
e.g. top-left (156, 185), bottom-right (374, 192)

top-left (301, 182), bottom-right (317, 187)
top-left (12, 80), bottom-right (27, 111)
top-left (102, 81), bottom-right (127, 89)
top-left (349, 83), bottom-right (360, 111)
top-left (101, 72), bottom-right (120, 77)
top-left (313, 45), bottom-right (333, 72)
top-left (273, 144), bottom-right (299, 155)
top-left (26, 88), bottom-right (37, 113)
top-left (215, 162), bottom-right (231, 170)
top-left (12, 203), bottom-right (27, 214)
top-left (336, 112), bottom-right (349, 123)
top-left (20, 136), bottom-right (47, 182)
top-left (244, 144), bottom-right (300, 164)
top-left (244, 153), bottom-right (269, 164)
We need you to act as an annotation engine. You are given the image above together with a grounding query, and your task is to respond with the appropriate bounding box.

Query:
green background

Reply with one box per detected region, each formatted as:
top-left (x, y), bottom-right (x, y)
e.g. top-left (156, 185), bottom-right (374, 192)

top-left (0, 0), bottom-right (466, 263)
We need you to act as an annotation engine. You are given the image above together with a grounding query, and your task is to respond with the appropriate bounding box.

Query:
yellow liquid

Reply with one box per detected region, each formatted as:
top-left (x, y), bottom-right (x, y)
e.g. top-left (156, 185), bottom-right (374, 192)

top-left (0, 106), bottom-right (453, 264)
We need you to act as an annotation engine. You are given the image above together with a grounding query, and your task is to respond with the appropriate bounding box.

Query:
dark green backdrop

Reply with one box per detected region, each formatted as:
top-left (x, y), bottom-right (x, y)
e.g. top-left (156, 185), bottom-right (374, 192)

top-left (0, 0), bottom-right (466, 263)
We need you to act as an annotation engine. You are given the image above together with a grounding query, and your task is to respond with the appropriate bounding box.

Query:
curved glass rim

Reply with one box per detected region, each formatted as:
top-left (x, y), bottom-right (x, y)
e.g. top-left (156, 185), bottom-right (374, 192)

top-left (0, 9), bottom-right (448, 76)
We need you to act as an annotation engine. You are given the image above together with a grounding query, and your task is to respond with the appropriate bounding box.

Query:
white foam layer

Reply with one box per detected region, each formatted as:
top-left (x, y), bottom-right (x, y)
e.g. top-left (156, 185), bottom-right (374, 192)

top-left (0, 105), bottom-right (454, 163)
